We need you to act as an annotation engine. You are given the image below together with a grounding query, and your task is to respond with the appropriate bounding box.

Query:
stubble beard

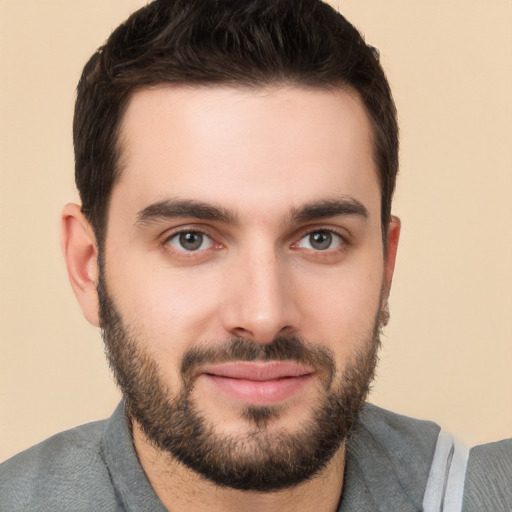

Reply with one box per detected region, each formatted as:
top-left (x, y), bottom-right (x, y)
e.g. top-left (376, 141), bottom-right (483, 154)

top-left (97, 271), bottom-right (381, 492)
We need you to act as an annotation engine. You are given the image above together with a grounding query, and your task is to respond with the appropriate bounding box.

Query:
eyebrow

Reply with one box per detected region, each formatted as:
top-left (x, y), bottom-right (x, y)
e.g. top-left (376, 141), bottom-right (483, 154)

top-left (290, 198), bottom-right (369, 223)
top-left (135, 199), bottom-right (239, 226)
top-left (135, 196), bottom-right (368, 228)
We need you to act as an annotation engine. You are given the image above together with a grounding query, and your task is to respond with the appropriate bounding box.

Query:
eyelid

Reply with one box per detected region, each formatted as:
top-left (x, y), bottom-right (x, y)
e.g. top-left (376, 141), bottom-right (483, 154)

top-left (167, 231), bottom-right (213, 251)
top-left (296, 230), bottom-right (344, 250)
top-left (291, 225), bottom-right (350, 247)
top-left (160, 224), bottom-right (223, 254)
top-left (158, 223), bottom-right (350, 257)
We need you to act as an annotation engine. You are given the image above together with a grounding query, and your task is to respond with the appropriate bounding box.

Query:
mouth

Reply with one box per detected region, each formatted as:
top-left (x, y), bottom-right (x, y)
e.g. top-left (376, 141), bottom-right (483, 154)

top-left (198, 361), bottom-right (315, 406)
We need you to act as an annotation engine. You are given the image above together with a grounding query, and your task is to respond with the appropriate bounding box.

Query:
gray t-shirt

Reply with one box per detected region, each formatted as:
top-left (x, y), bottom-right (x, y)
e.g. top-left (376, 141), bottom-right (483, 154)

top-left (1, 402), bottom-right (510, 511)
top-left (463, 439), bottom-right (512, 511)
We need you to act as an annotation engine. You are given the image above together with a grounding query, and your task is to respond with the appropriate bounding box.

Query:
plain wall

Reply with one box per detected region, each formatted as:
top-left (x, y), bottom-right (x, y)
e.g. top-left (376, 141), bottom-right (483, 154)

top-left (1, 0), bottom-right (511, 462)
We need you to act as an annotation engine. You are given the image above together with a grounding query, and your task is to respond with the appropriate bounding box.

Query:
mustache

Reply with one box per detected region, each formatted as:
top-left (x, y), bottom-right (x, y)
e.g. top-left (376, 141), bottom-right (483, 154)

top-left (180, 335), bottom-right (336, 389)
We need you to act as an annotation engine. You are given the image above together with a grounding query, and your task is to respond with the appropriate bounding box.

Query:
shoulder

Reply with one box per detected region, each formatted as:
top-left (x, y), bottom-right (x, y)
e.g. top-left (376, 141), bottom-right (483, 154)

top-left (355, 403), bottom-right (441, 459)
top-left (341, 403), bottom-right (442, 511)
top-left (0, 420), bottom-right (119, 511)
top-left (463, 438), bottom-right (512, 511)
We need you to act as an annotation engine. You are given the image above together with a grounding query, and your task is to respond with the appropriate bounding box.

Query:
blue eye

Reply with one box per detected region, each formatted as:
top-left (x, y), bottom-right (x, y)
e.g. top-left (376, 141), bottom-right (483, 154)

top-left (297, 230), bottom-right (343, 251)
top-left (167, 231), bottom-right (213, 251)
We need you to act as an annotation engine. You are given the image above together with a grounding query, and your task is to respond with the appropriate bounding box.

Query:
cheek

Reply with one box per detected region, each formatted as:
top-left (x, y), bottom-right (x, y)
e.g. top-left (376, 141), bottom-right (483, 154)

top-left (107, 259), bottom-right (224, 348)
top-left (105, 262), bottom-right (227, 390)
top-left (293, 257), bottom-right (383, 352)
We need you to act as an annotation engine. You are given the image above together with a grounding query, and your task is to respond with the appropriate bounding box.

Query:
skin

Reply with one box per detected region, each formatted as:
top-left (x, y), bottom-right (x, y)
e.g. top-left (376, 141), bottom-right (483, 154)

top-left (62, 85), bottom-right (400, 512)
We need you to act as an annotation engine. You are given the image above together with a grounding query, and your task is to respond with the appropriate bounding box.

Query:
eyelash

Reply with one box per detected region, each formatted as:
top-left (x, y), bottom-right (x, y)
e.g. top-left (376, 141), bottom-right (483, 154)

top-left (161, 228), bottom-right (220, 257)
top-left (160, 226), bottom-right (349, 257)
top-left (291, 226), bottom-right (350, 260)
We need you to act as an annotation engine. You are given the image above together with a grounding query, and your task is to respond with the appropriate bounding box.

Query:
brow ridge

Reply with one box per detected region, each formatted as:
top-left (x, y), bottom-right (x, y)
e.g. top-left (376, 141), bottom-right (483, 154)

top-left (290, 198), bottom-right (369, 223)
top-left (135, 196), bottom-right (368, 228)
top-left (135, 199), bottom-right (239, 226)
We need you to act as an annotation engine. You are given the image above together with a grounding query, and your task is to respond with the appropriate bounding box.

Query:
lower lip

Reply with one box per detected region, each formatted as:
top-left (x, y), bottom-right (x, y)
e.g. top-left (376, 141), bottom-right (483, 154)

top-left (201, 373), bottom-right (313, 405)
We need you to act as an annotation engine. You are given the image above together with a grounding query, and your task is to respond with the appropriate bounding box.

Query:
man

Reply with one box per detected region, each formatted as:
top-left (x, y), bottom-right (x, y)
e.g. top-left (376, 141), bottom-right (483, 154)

top-left (0, 0), bottom-right (510, 510)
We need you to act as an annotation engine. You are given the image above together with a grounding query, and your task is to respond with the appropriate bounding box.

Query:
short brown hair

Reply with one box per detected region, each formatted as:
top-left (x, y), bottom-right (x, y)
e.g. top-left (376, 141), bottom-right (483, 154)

top-left (74, 0), bottom-right (398, 243)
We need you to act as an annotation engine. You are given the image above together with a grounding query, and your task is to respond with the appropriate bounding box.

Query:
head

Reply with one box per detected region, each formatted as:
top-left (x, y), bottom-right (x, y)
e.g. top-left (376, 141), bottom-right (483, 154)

top-left (63, 0), bottom-right (400, 493)
top-left (73, 0), bottom-right (398, 246)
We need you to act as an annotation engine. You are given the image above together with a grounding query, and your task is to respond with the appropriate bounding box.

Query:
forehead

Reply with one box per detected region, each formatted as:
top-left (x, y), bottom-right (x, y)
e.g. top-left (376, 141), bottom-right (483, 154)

top-left (113, 85), bottom-right (380, 224)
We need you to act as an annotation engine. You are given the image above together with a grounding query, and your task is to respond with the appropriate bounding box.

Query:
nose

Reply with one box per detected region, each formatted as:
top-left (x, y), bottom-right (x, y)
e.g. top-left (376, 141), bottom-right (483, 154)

top-left (220, 248), bottom-right (301, 344)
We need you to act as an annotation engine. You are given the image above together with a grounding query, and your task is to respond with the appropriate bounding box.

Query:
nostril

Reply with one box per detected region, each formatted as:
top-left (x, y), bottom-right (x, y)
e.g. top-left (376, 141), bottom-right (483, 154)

top-left (277, 325), bottom-right (296, 337)
top-left (231, 326), bottom-right (254, 339)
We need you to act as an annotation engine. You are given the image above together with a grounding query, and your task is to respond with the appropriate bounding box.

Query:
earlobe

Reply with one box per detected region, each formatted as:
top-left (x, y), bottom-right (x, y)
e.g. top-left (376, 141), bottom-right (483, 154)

top-left (61, 203), bottom-right (101, 327)
top-left (383, 215), bottom-right (401, 297)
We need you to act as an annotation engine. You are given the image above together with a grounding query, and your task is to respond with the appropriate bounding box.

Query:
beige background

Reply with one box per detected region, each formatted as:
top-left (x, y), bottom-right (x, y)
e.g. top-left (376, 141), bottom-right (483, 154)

top-left (1, 0), bottom-right (511, 463)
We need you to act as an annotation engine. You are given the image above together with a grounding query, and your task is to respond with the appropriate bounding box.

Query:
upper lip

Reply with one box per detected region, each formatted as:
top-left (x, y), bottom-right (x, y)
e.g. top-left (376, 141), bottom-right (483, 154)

top-left (200, 361), bottom-right (314, 381)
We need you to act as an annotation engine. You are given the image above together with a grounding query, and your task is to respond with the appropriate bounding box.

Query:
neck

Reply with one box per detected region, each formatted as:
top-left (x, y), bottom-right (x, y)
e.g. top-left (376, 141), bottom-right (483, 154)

top-left (132, 421), bottom-right (346, 512)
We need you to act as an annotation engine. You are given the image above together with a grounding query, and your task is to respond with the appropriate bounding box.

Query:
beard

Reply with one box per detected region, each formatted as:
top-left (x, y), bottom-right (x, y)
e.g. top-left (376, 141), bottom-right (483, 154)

top-left (97, 272), bottom-right (381, 492)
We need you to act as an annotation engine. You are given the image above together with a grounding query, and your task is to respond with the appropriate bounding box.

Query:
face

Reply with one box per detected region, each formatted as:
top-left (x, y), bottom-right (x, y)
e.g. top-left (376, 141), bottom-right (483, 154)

top-left (97, 86), bottom-right (398, 490)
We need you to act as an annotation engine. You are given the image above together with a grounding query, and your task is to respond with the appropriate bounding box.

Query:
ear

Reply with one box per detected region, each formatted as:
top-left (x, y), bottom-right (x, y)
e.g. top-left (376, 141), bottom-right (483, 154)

top-left (383, 215), bottom-right (401, 298)
top-left (61, 203), bottom-right (100, 327)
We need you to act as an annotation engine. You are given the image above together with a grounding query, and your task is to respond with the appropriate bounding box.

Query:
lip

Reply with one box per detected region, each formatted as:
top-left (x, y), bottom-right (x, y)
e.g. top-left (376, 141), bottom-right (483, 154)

top-left (199, 361), bottom-right (314, 405)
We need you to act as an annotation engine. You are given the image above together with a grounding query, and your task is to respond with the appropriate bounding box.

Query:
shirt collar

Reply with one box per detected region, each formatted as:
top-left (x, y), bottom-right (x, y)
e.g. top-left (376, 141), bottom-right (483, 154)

top-left (101, 401), bottom-right (167, 512)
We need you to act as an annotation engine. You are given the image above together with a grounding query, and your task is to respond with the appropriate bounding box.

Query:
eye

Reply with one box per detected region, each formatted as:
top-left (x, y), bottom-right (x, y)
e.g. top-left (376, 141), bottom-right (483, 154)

top-left (297, 230), bottom-right (343, 251)
top-left (167, 231), bottom-right (213, 252)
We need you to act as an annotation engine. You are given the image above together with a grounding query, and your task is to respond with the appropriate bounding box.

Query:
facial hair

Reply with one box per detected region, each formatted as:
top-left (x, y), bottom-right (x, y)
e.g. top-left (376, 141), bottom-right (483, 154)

top-left (97, 273), bottom-right (381, 492)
